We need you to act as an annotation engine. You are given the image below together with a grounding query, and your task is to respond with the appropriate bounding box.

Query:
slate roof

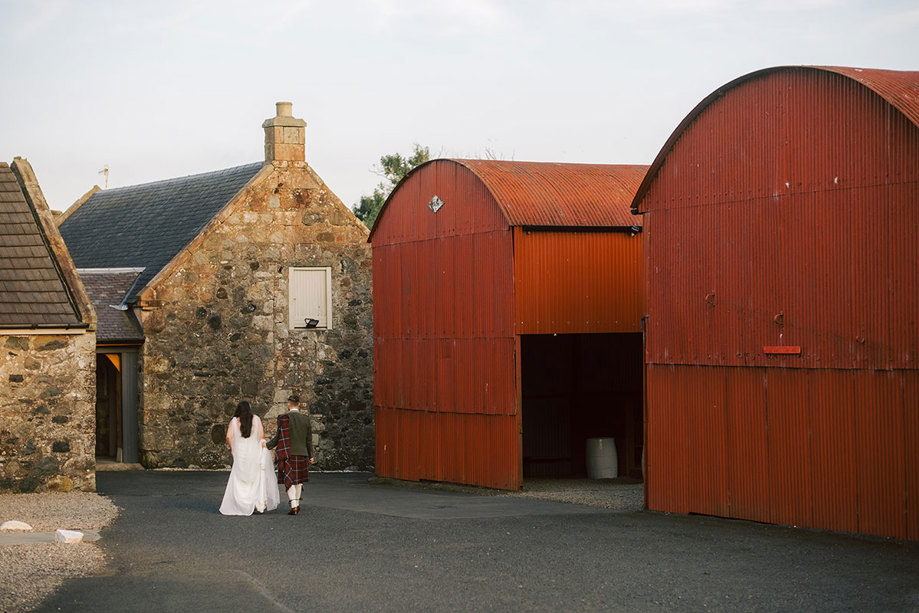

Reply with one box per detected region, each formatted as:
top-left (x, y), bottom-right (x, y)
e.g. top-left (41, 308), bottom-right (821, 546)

top-left (0, 162), bottom-right (83, 328)
top-left (59, 162), bottom-right (263, 301)
top-left (78, 268), bottom-right (146, 344)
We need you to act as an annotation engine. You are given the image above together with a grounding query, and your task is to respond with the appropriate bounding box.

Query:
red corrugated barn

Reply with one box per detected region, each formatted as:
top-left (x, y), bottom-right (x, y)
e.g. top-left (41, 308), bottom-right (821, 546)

top-left (632, 66), bottom-right (919, 539)
top-left (371, 159), bottom-right (648, 489)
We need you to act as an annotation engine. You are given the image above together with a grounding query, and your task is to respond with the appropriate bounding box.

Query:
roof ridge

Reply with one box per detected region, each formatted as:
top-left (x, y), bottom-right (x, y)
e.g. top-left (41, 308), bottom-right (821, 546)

top-left (96, 161), bottom-right (263, 195)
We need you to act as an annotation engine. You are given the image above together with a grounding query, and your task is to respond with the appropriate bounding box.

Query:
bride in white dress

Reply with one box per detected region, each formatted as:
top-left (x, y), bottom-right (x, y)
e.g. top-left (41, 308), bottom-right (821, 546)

top-left (219, 401), bottom-right (280, 515)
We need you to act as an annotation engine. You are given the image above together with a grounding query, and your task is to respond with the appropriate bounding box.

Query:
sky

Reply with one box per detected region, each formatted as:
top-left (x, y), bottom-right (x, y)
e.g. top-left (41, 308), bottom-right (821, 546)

top-left (1, 0), bottom-right (917, 212)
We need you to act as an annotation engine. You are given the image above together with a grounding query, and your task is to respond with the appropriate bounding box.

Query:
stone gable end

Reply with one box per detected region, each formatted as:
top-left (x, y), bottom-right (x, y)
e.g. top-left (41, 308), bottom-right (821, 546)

top-left (137, 161), bottom-right (373, 469)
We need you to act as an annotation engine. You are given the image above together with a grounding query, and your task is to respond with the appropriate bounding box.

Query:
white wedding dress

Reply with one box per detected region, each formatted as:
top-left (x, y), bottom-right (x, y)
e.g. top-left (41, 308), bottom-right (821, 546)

top-left (219, 415), bottom-right (280, 515)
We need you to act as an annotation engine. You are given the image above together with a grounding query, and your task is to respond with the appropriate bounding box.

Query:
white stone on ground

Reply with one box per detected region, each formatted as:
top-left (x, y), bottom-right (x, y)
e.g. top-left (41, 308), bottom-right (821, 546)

top-left (0, 520), bottom-right (33, 532)
top-left (54, 529), bottom-right (84, 544)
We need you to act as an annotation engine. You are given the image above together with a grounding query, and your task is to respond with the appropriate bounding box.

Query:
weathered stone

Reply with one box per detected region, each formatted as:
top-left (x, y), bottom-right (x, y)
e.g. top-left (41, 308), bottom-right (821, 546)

top-left (31, 456), bottom-right (59, 476)
top-left (37, 339), bottom-right (67, 351)
top-left (9, 374), bottom-right (24, 383)
top-left (46, 475), bottom-right (73, 492)
top-left (40, 387), bottom-right (61, 398)
top-left (18, 477), bottom-right (39, 493)
top-left (5, 337), bottom-right (30, 351)
top-left (2, 330), bottom-right (95, 492)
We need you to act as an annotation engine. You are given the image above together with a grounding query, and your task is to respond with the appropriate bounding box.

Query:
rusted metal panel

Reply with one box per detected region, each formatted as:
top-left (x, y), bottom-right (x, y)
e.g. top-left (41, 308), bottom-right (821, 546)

top-left (854, 371), bottom-right (906, 539)
top-left (905, 374), bottom-right (919, 541)
top-left (764, 368), bottom-right (812, 527)
top-left (638, 66), bottom-right (919, 538)
top-left (646, 365), bottom-right (917, 538)
top-left (641, 69), bottom-right (919, 371)
top-left (513, 228), bottom-right (642, 335)
top-left (372, 161), bottom-right (519, 489)
top-left (453, 159), bottom-right (647, 228)
top-left (375, 407), bottom-right (519, 490)
top-left (371, 160), bottom-right (648, 239)
top-left (374, 159), bottom-right (647, 490)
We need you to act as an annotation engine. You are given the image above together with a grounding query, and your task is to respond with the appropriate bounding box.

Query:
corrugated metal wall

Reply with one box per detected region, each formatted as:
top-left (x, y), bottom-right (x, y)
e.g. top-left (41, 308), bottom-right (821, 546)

top-left (372, 161), bottom-right (521, 490)
top-left (646, 366), bottom-right (919, 539)
top-left (639, 68), bottom-right (919, 539)
top-left (514, 229), bottom-right (642, 335)
top-left (373, 160), bottom-right (646, 490)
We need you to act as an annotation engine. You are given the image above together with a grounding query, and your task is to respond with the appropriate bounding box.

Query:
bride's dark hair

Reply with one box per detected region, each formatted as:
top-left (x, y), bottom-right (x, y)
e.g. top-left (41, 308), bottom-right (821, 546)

top-left (235, 401), bottom-right (254, 438)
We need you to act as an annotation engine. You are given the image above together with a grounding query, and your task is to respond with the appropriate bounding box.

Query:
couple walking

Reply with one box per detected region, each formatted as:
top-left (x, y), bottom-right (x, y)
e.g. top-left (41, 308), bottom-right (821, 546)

top-left (219, 394), bottom-right (315, 516)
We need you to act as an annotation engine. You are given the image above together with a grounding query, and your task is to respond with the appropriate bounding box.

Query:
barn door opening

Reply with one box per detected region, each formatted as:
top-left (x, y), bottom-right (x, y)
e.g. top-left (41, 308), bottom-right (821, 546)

top-left (521, 333), bottom-right (643, 479)
top-left (94, 349), bottom-right (139, 463)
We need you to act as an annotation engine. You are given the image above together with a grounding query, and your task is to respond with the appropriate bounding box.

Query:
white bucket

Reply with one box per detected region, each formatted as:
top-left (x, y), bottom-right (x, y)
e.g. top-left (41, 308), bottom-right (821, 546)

top-left (586, 437), bottom-right (618, 479)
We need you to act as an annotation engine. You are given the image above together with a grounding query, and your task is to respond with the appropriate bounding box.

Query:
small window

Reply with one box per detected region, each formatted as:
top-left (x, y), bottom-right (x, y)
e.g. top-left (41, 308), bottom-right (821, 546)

top-left (289, 267), bottom-right (332, 329)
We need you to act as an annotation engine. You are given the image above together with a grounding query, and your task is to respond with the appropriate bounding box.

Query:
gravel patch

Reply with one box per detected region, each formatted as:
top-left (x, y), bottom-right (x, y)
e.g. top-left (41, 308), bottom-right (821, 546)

top-left (370, 475), bottom-right (645, 511)
top-left (0, 492), bottom-right (119, 531)
top-left (513, 478), bottom-right (644, 511)
top-left (0, 493), bottom-right (119, 612)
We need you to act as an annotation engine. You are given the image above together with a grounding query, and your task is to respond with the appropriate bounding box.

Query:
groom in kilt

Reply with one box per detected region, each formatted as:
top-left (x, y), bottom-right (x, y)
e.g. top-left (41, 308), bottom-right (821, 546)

top-left (266, 394), bottom-right (315, 515)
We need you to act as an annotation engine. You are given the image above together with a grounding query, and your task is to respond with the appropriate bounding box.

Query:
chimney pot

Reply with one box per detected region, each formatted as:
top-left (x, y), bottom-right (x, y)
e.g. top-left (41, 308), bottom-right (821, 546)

top-left (262, 101), bottom-right (307, 164)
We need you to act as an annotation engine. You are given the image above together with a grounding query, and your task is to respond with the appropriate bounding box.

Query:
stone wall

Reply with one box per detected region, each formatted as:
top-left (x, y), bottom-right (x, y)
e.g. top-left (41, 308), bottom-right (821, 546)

top-left (0, 332), bottom-right (96, 492)
top-left (138, 161), bottom-right (373, 469)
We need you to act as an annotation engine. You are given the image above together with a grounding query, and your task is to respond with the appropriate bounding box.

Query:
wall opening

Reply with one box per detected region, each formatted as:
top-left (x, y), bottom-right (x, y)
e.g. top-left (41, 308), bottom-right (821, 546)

top-left (94, 349), bottom-right (139, 463)
top-left (521, 333), bottom-right (643, 479)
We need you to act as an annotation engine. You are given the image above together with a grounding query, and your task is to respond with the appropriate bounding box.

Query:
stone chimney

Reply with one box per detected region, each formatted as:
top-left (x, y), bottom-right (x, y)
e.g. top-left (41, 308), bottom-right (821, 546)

top-left (263, 101), bottom-right (307, 163)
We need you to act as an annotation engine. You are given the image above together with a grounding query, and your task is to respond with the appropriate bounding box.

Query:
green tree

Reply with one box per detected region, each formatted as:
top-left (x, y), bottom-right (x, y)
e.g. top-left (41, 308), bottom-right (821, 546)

top-left (354, 144), bottom-right (430, 228)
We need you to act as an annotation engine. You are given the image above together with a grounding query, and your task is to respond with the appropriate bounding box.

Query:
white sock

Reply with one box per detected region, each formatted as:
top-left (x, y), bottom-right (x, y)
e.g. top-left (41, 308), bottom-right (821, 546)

top-left (287, 485), bottom-right (299, 508)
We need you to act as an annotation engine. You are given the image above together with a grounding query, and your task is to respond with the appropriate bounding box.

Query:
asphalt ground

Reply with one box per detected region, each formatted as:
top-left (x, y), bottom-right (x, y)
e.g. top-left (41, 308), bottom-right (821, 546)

top-left (37, 472), bottom-right (919, 612)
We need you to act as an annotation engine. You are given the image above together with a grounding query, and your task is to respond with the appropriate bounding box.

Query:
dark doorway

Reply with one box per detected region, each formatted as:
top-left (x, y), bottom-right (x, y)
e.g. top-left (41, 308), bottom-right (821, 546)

top-left (521, 333), bottom-right (643, 479)
top-left (94, 349), bottom-right (139, 463)
top-left (95, 354), bottom-right (121, 459)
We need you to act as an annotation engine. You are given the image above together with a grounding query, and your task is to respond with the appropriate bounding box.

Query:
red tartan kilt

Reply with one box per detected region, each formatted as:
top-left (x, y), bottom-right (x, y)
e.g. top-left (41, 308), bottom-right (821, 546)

top-left (277, 455), bottom-right (309, 487)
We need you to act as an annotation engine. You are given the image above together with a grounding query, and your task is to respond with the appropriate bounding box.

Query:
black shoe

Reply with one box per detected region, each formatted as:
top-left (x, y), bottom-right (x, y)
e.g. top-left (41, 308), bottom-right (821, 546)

top-left (288, 506), bottom-right (299, 515)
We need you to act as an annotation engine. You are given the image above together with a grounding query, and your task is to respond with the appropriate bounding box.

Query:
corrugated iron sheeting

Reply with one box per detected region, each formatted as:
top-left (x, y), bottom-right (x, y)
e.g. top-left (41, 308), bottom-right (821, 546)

top-left (642, 68), bottom-right (919, 371)
top-left (372, 160), bottom-right (520, 489)
top-left (632, 65), bottom-right (919, 210)
top-left (454, 159), bottom-right (648, 228)
top-left (513, 228), bottom-right (642, 335)
top-left (647, 365), bottom-right (919, 539)
top-left (375, 407), bottom-right (520, 490)
top-left (370, 159), bottom-right (648, 238)
top-left (639, 66), bottom-right (919, 540)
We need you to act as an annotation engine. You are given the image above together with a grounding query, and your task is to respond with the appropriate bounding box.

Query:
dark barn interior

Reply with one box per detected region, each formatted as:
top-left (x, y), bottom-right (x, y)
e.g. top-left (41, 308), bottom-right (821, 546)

top-left (521, 333), bottom-right (643, 479)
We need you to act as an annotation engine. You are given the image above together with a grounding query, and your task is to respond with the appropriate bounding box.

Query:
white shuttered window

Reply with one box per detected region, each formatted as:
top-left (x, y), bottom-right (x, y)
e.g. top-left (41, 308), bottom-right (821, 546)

top-left (289, 267), bottom-right (332, 329)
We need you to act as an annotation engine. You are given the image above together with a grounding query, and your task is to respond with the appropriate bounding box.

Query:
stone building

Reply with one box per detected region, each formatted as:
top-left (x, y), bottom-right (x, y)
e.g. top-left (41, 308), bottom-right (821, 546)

top-left (57, 103), bottom-right (373, 470)
top-left (0, 158), bottom-right (97, 492)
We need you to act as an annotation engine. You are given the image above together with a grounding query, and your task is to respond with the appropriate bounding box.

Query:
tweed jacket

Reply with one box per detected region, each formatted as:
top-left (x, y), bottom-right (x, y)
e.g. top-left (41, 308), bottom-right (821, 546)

top-left (266, 410), bottom-right (314, 458)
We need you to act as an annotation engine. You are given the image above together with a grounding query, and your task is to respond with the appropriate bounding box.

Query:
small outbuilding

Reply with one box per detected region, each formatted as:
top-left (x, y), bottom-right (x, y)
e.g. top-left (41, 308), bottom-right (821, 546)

top-left (0, 158), bottom-right (97, 492)
top-left (57, 103), bottom-right (374, 470)
top-left (631, 66), bottom-right (919, 539)
top-left (371, 159), bottom-right (648, 490)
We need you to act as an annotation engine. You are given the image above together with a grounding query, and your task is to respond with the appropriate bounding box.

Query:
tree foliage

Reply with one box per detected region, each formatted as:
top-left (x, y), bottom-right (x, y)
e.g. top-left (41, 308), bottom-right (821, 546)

top-left (354, 144), bottom-right (430, 228)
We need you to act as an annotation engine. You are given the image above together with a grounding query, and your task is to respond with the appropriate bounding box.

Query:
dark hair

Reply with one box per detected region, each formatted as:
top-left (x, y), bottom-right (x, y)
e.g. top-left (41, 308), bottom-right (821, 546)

top-left (235, 401), bottom-right (254, 438)
top-left (288, 394), bottom-right (300, 404)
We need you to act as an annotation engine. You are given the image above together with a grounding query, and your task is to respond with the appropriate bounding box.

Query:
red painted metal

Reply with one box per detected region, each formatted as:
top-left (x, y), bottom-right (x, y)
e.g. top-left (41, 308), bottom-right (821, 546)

top-left (513, 228), bottom-right (642, 335)
top-left (373, 159), bottom-right (646, 490)
top-left (636, 66), bottom-right (919, 539)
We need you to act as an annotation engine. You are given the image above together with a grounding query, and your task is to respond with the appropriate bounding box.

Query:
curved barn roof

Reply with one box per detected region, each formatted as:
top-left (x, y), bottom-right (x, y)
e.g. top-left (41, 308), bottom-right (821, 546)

top-left (371, 159), bottom-right (648, 238)
top-left (631, 65), bottom-right (919, 210)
